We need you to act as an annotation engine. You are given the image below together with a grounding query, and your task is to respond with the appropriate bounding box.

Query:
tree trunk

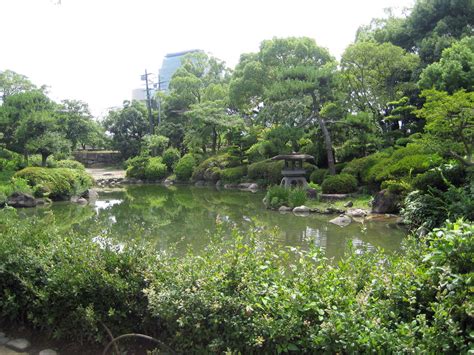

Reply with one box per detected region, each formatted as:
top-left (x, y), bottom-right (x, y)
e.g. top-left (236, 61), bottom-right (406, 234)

top-left (41, 153), bottom-right (48, 167)
top-left (317, 115), bottom-right (336, 175)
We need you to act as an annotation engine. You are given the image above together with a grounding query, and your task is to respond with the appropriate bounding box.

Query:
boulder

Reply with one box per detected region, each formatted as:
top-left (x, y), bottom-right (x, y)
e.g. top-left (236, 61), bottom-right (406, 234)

top-left (329, 215), bottom-right (352, 227)
top-left (372, 189), bottom-right (400, 214)
top-left (344, 201), bottom-right (353, 207)
top-left (6, 338), bottom-right (30, 351)
top-left (7, 192), bottom-right (37, 208)
top-left (293, 205), bottom-right (310, 213)
top-left (278, 205), bottom-right (293, 212)
top-left (83, 188), bottom-right (99, 201)
top-left (247, 183), bottom-right (259, 190)
top-left (346, 208), bottom-right (368, 217)
top-left (71, 196), bottom-right (88, 204)
top-left (306, 188), bottom-right (318, 199)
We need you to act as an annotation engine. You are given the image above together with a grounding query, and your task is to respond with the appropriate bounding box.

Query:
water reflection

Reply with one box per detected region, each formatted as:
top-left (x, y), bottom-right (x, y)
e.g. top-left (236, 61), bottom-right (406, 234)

top-left (19, 185), bottom-right (406, 260)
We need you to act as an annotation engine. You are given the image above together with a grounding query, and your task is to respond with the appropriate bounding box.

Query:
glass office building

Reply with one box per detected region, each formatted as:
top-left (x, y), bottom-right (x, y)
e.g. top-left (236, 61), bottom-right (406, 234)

top-left (158, 49), bottom-right (202, 92)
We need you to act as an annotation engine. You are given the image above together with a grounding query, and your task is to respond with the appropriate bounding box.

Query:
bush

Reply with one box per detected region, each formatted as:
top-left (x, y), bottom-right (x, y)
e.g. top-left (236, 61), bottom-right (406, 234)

top-left (310, 168), bottom-right (328, 184)
top-left (264, 185), bottom-right (289, 208)
top-left (174, 154), bottom-right (196, 181)
top-left (380, 179), bottom-right (412, 195)
top-left (55, 159), bottom-right (86, 171)
top-left (341, 151), bottom-right (390, 185)
top-left (14, 167), bottom-right (93, 200)
top-left (162, 148), bottom-right (180, 171)
top-left (144, 157), bottom-right (167, 181)
top-left (412, 164), bottom-right (466, 192)
top-left (247, 160), bottom-right (283, 186)
top-left (125, 156), bottom-right (149, 179)
top-left (0, 149), bottom-right (24, 171)
top-left (288, 188), bottom-right (307, 207)
top-left (221, 166), bottom-right (247, 183)
top-left (192, 154), bottom-right (241, 182)
top-left (27, 154), bottom-right (58, 168)
top-left (321, 174), bottom-right (358, 194)
top-left (0, 209), bottom-right (472, 353)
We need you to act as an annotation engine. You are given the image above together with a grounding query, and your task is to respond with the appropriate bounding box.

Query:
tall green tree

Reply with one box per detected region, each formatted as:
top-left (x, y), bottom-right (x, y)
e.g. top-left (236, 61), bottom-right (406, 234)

top-left (419, 36), bottom-right (474, 93)
top-left (103, 101), bottom-right (149, 159)
top-left (417, 89), bottom-right (474, 166)
top-left (0, 69), bottom-right (36, 103)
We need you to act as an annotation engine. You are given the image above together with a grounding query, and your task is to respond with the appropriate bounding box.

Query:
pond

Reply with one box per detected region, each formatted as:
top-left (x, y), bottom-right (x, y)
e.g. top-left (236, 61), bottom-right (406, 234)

top-left (20, 185), bottom-right (406, 260)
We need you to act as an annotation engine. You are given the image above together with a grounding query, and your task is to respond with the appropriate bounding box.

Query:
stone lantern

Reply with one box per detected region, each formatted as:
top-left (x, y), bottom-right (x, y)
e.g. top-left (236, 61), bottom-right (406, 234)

top-left (271, 153), bottom-right (315, 188)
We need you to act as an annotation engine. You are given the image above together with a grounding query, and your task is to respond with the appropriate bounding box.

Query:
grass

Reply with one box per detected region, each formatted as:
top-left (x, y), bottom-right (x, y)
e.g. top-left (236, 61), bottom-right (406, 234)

top-left (306, 193), bottom-right (373, 210)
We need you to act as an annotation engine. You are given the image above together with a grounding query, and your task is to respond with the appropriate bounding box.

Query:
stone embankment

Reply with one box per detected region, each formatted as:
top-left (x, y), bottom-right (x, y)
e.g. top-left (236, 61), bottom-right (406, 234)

top-left (0, 330), bottom-right (57, 355)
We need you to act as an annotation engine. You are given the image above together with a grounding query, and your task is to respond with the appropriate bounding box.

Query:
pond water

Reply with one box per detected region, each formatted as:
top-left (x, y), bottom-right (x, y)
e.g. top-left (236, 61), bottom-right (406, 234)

top-left (19, 185), bottom-right (406, 260)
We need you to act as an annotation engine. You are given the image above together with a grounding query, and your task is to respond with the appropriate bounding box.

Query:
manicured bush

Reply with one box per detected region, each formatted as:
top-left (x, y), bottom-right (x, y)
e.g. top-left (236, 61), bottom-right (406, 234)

top-left (14, 167), bottom-right (93, 200)
top-left (247, 160), bottom-right (284, 186)
top-left (125, 155), bottom-right (149, 179)
top-left (380, 179), bottom-right (412, 195)
top-left (0, 149), bottom-right (24, 171)
top-left (310, 168), bottom-right (328, 185)
top-left (264, 185), bottom-right (289, 208)
top-left (321, 173), bottom-right (358, 194)
top-left (55, 159), bottom-right (86, 171)
top-left (288, 187), bottom-right (307, 207)
top-left (174, 154), bottom-right (196, 181)
top-left (220, 166), bottom-right (247, 183)
top-left (144, 157), bottom-right (167, 180)
top-left (192, 153), bottom-right (241, 182)
top-left (412, 164), bottom-right (466, 192)
top-left (162, 147), bottom-right (181, 171)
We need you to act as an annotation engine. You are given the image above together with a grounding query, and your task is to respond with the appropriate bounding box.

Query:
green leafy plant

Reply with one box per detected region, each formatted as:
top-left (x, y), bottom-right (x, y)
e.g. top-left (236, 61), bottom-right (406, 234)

top-left (174, 154), bottom-right (197, 181)
top-left (288, 187), bottom-right (307, 207)
top-left (321, 174), bottom-right (358, 194)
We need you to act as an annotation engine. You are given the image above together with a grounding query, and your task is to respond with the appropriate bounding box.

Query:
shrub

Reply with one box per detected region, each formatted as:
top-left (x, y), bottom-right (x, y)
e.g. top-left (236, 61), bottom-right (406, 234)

top-left (341, 151), bottom-right (390, 185)
top-left (310, 168), bottom-right (328, 184)
top-left (380, 179), bottom-right (412, 195)
top-left (321, 174), bottom-right (358, 194)
top-left (192, 153), bottom-right (241, 182)
top-left (125, 156), bottom-right (149, 179)
top-left (0, 149), bottom-right (24, 171)
top-left (174, 154), bottom-right (196, 181)
top-left (264, 185), bottom-right (289, 208)
top-left (247, 160), bottom-right (284, 186)
top-left (162, 148), bottom-right (180, 171)
top-left (14, 167), bottom-right (93, 200)
top-left (55, 159), bottom-right (86, 171)
top-left (27, 154), bottom-right (58, 168)
top-left (412, 164), bottom-right (466, 192)
top-left (288, 188), bottom-right (307, 207)
top-left (144, 157), bottom-right (167, 181)
top-left (221, 166), bottom-right (247, 183)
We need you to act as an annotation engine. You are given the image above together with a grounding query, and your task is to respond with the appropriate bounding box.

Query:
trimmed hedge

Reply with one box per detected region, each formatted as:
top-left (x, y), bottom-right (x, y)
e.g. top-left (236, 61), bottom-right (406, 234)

top-left (321, 174), bottom-right (358, 194)
top-left (125, 156), bottom-right (167, 181)
top-left (175, 154), bottom-right (197, 181)
top-left (247, 160), bottom-right (284, 186)
top-left (55, 159), bottom-right (86, 171)
top-left (310, 168), bottom-right (328, 185)
top-left (14, 167), bottom-right (93, 200)
top-left (221, 166), bottom-right (247, 183)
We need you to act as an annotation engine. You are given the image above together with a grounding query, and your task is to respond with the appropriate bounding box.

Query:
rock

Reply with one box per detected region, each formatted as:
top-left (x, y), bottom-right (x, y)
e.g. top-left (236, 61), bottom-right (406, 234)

top-left (278, 205), bottom-right (293, 212)
top-left (194, 180), bottom-right (205, 187)
top-left (346, 208), bottom-right (368, 217)
top-left (39, 349), bottom-right (58, 355)
top-left (344, 201), bottom-right (353, 207)
top-left (237, 183), bottom-right (252, 189)
top-left (83, 188), bottom-right (99, 201)
top-left (320, 193), bottom-right (350, 201)
top-left (7, 192), bottom-right (37, 208)
top-left (135, 179), bottom-right (143, 184)
top-left (6, 338), bottom-right (30, 351)
top-left (329, 215), bottom-right (352, 227)
top-left (293, 205), bottom-right (310, 213)
top-left (247, 183), bottom-right (259, 190)
top-left (0, 332), bottom-right (9, 345)
top-left (325, 207), bottom-right (345, 214)
top-left (163, 178), bottom-right (174, 185)
top-left (306, 188), bottom-right (318, 199)
top-left (372, 189), bottom-right (400, 214)
top-left (0, 345), bottom-right (27, 355)
top-left (224, 183), bottom-right (239, 189)
top-left (77, 197), bottom-right (88, 205)
top-left (215, 180), bottom-right (222, 188)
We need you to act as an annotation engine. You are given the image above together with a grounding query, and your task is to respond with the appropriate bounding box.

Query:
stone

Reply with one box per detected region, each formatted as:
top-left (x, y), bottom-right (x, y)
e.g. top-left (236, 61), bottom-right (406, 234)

top-left (39, 349), bottom-right (58, 355)
top-left (372, 189), bottom-right (400, 214)
top-left (320, 193), bottom-right (350, 201)
top-left (194, 180), bottom-right (205, 187)
top-left (84, 188), bottom-right (99, 201)
top-left (344, 201), bottom-right (353, 207)
top-left (77, 197), bottom-right (88, 205)
top-left (293, 205), bottom-right (310, 213)
top-left (7, 192), bottom-right (37, 208)
top-left (6, 338), bottom-right (30, 351)
top-left (215, 180), bottom-right (222, 188)
top-left (329, 215), bottom-right (352, 227)
top-left (306, 188), bottom-right (318, 199)
top-left (0, 333), bottom-right (9, 345)
top-left (325, 207), bottom-right (345, 214)
top-left (278, 205), bottom-right (293, 212)
top-left (247, 183), bottom-right (259, 190)
top-left (346, 208), bottom-right (368, 217)
top-left (0, 345), bottom-right (27, 355)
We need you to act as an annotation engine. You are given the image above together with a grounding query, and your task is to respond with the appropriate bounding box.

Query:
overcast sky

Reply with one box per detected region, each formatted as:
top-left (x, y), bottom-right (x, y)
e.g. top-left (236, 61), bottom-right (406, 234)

top-left (0, 0), bottom-right (414, 117)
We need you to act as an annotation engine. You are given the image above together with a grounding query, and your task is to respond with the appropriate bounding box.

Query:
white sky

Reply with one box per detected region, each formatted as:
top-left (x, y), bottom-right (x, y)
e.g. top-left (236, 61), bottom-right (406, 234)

top-left (0, 0), bottom-right (414, 118)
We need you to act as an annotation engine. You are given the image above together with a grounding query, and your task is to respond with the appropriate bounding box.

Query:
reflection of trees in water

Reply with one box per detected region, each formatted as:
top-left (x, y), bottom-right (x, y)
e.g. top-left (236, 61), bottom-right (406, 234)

top-left (22, 186), bottom-right (406, 259)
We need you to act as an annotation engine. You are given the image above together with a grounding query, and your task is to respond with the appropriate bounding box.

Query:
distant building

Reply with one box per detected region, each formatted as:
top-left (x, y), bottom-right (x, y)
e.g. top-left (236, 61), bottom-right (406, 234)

top-left (158, 49), bottom-right (203, 92)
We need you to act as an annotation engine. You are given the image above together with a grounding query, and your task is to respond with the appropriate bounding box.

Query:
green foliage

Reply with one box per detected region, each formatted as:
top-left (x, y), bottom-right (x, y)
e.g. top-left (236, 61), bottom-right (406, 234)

top-left (341, 151), bottom-right (390, 185)
top-left (321, 174), bottom-right (358, 194)
top-left (162, 147), bottom-right (180, 171)
top-left (14, 167), bottom-right (93, 200)
top-left (247, 160), bottom-right (284, 186)
top-left (192, 153), bottom-right (241, 182)
top-left (125, 156), bottom-right (149, 180)
top-left (412, 164), bottom-right (466, 192)
top-left (220, 166), bottom-right (247, 183)
top-left (380, 179), bottom-right (411, 195)
top-left (55, 159), bottom-right (85, 171)
top-left (0, 177), bottom-right (34, 205)
top-left (264, 185), bottom-right (290, 208)
top-left (402, 186), bottom-right (474, 231)
top-left (144, 157), bottom-right (167, 181)
top-left (141, 134), bottom-right (169, 157)
top-left (288, 188), bottom-right (307, 208)
top-left (0, 149), bottom-right (24, 171)
top-left (309, 168), bottom-right (328, 185)
top-left (174, 154), bottom-right (197, 181)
